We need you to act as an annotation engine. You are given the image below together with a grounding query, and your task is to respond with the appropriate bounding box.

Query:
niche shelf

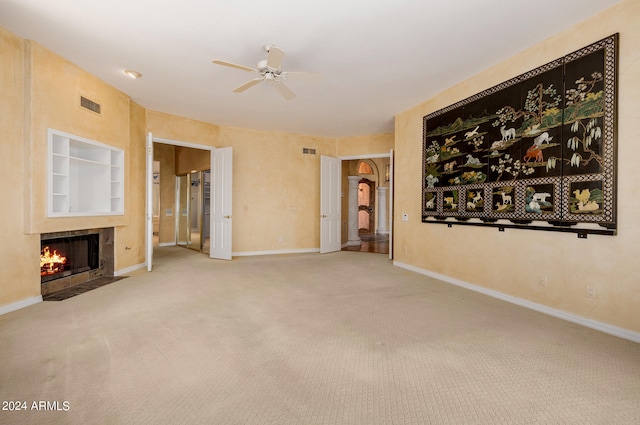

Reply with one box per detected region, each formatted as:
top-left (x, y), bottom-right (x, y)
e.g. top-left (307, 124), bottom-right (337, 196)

top-left (47, 128), bottom-right (124, 217)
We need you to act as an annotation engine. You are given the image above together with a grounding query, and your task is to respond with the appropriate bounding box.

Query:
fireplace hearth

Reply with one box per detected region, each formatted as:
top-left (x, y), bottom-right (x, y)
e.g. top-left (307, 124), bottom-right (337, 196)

top-left (40, 228), bottom-right (114, 296)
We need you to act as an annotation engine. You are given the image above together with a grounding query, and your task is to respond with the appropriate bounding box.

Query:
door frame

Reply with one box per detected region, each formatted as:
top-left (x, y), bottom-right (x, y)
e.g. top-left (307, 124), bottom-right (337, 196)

top-left (146, 133), bottom-right (154, 271)
top-left (145, 134), bottom-right (232, 270)
top-left (338, 150), bottom-right (394, 259)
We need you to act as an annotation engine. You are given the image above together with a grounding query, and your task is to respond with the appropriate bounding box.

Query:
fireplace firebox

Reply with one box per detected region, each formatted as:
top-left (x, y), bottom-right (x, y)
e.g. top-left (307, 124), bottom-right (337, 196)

top-left (40, 228), bottom-right (114, 296)
top-left (41, 234), bottom-right (99, 283)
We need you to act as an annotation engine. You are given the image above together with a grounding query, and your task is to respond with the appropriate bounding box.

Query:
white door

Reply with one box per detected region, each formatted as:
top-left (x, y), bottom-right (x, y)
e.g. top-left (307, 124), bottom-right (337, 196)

top-left (320, 155), bottom-right (341, 253)
top-left (210, 147), bottom-right (233, 260)
top-left (388, 149), bottom-right (394, 260)
top-left (145, 132), bottom-right (154, 271)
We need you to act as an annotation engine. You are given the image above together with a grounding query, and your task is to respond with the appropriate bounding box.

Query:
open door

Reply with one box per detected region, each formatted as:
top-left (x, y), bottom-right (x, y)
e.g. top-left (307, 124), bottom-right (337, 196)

top-left (388, 149), bottom-right (394, 260)
top-left (210, 147), bottom-right (233, 260)
top-left (320, 155), bottom-right (341, 253)
top-left (145, 132), bottom-right (154, 271)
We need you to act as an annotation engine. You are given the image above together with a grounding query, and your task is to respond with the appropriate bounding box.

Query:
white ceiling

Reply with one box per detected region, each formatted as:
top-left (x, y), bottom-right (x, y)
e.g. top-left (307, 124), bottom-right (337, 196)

top-left (0, 0), bottom-right (622, 138)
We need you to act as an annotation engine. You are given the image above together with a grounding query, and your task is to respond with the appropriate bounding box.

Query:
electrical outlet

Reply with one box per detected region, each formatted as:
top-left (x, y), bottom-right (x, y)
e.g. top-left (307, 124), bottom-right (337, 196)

top-left (538, 276), bottom-right (548, 287)
top-left (402, 213), bottom-right (409, 222)
top-left (586, 285), bottom-right (596, 299)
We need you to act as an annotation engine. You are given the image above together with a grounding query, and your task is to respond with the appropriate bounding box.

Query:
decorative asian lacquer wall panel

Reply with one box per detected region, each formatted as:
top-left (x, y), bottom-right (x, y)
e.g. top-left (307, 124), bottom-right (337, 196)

top-left (422, 34), bottom-right (618, 236)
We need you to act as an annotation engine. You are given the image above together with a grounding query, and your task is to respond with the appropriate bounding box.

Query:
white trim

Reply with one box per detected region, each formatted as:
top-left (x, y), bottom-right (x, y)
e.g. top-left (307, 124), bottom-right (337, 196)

top-left (158, 242), bottom-right (176, 247)
top-left (233, 248), bottom-right (320, 257)
top-left (0, 296), bottom-right (42, 316)
top-left (146, 132), bottom-right (154, 271)
top-left (151, 136), bottom-right (213, 151)
top-left (393, 261), bottom-right (640, 344)
top-left (114, 262), bottom-right (146, 276)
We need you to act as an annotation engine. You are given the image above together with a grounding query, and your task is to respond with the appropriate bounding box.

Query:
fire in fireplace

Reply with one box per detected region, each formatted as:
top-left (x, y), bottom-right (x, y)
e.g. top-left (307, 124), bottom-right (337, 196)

top-left (40, 246), bottom-right (68, 276)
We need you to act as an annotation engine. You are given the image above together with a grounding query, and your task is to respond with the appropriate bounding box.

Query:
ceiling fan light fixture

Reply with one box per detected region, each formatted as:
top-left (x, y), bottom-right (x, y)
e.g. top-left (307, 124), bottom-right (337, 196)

top-left (123, 69), bottom-right (142, 79)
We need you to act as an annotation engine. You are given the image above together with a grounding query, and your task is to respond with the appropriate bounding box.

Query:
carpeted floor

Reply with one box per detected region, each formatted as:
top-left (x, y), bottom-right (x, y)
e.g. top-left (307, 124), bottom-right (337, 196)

top-left (1, 246), bottom-right (639, 424)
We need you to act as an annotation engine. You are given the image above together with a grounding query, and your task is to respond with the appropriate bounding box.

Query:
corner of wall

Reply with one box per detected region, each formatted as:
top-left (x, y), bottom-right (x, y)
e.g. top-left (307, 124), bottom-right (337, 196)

top-left (22, 39), bottom-right (34, 234)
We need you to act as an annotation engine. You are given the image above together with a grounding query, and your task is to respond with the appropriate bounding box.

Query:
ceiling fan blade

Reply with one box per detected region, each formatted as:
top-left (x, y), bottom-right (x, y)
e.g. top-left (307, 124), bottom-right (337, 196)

top-left (273, 81), bottom-right (296, 100)
top-left (212, 59), bottom-right (257, 73)
top-left (283, 71), bottom-right (325, 82)
top-left (233, 78), bottom-right (263, 93)
top-left (266, 46), bottom-right (285, 70)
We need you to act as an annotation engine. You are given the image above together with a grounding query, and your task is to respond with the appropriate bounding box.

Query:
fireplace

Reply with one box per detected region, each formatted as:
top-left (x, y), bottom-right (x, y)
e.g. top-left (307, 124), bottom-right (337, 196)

top-left (40, 228), bottom-right (114, 296)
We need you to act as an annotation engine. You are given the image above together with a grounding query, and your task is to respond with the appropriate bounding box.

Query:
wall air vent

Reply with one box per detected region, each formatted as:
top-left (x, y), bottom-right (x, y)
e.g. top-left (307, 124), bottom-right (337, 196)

top-left (80, 96), bottom-right (101, 114)
top-left (302, 148), bottom-right (316, 155)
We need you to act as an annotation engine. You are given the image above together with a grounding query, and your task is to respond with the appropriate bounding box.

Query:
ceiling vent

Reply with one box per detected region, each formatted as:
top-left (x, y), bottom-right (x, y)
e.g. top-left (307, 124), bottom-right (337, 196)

top-left (80, 96), bottom-right (101, 114)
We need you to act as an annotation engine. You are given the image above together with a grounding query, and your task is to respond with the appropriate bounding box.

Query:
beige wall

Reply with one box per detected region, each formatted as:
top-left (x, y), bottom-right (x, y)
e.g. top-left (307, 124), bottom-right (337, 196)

top-left (1, 27), bottom-right (392, 311)
top-left (0, 30), bottom-right (146, 308)
top-left (336, 133), bottom-right (393, 157)
top-left (114, 101), bottom-right (146, 271)
top-left (219, 127), bottom-right (336, 252)
top-left (147, 110), bottom-right (219, 147)
top-left (24, 41), bottom-right (131, 235)
top-left (9, 1), bottom-right (634, 337)
top-left (0, 28), bottom-right (39, 304)
top-left (394, 0), bottom-right (640, 333)
top-left (148, 114), bottom-right (392, 254)
top-left (175, 146), bottom-right (210, 176)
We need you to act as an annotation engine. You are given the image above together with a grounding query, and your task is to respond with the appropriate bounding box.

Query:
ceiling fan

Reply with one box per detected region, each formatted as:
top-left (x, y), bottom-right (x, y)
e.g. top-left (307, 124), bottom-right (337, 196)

top-left (212, 44), bottom-right (324, 100)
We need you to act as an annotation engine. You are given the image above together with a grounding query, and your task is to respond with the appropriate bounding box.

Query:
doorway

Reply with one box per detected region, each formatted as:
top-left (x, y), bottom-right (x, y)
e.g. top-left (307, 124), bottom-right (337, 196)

top-left (176, 170), bottom-right (211, 254)
top-left (358, 178), bottom-right (375, 234)
top-left (338, 155), bottom-right (392, 256)
top-left (146, 133), bottom-right (233, 271)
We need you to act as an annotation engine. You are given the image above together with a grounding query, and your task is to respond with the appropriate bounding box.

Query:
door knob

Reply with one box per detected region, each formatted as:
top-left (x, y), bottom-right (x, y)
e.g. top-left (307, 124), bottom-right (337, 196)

top-left (321, 214), bottom-right (327, 218)
top-left (224, 215), bottom-right (231, 219)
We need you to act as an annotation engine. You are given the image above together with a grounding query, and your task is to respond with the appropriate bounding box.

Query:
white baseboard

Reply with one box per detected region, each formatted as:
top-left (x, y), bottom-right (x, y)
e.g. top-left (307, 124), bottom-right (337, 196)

top-left (233, 248), bottom-right (320, 257)
top-left (115, 262), bottom-right (146, 276)
top-left (393, 261), bottom-right (640, 344)
top-left (158, 242), bottom-right (176, 247)
top-left (0, 295), bottom-right (42, 316)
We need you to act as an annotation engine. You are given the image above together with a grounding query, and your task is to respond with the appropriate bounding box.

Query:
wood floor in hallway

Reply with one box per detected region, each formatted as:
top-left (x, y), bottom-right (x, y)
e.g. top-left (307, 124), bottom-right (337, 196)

top-left (342, 233), bottom-right (389, 254)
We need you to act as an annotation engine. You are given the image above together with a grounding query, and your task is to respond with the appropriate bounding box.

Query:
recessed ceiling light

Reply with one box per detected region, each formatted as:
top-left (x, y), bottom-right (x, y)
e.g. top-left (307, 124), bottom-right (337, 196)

top-left (123, 69), bottom-right (142, 79)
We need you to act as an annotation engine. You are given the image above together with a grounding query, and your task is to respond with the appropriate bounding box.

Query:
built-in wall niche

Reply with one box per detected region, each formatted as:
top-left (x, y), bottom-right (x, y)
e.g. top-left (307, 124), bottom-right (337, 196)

top-left (48, 128), bottom-right (124, 216)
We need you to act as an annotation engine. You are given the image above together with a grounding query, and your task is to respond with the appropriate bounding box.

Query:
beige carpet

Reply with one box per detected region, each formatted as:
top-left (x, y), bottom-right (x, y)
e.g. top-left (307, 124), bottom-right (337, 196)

top-left (1, 247), bottom-right (639, 424)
